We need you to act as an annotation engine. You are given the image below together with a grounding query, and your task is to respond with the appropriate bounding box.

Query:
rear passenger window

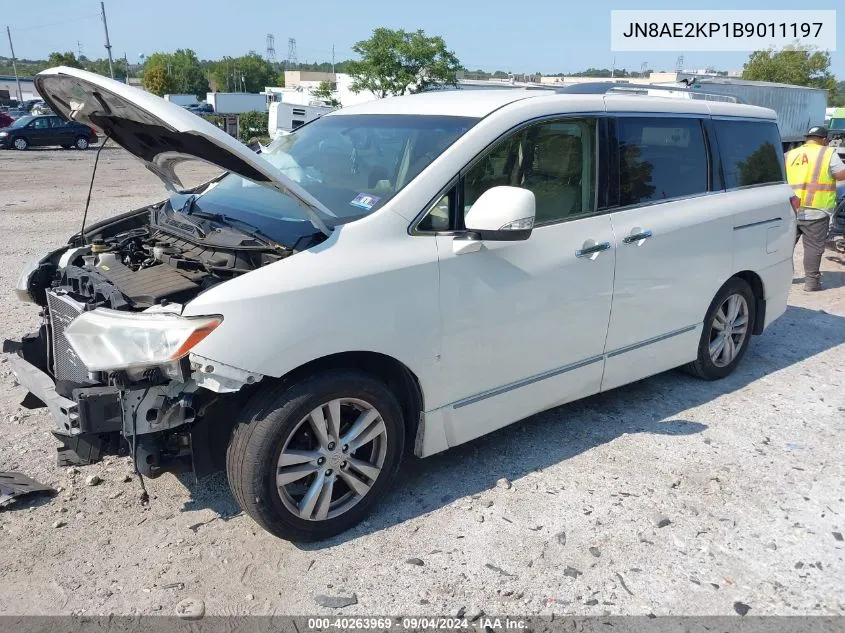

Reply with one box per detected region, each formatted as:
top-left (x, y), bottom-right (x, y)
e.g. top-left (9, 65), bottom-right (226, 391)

top-left (714, 120), bottom-right (785, 189)
top-left (617, 117), bottom-right (708, 206)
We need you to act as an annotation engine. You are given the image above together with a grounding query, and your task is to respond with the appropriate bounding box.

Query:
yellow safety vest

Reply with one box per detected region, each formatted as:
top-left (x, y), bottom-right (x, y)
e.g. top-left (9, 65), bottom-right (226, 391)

top-left (785, 143), bottom-right (837, 210)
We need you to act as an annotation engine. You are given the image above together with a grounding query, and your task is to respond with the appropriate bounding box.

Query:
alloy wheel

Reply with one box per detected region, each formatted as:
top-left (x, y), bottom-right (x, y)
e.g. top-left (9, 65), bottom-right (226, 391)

top-left (708, 293), bottom-right (749, 367)
top-left (275, 398), bottom-right (388, 521)
top-left (13, 138), bottom-right (27, 150)
top-left (76, 138), bottom-right (89, 150)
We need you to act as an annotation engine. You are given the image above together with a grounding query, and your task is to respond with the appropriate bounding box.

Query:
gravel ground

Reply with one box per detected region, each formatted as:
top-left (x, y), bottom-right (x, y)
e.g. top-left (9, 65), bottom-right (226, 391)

top-left (0, 147), bottom-right (843, 618)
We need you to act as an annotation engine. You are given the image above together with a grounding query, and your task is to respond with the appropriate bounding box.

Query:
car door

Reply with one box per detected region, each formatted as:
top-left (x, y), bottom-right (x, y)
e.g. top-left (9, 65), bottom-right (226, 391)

top-left (427, 117), bottom-right (616, 447)
top-left (601, 115), bottom-right (733, 391)
top-left (48, 116), bottom-right (71, 146)
top-left (25, 117), bottom-right (52, 146)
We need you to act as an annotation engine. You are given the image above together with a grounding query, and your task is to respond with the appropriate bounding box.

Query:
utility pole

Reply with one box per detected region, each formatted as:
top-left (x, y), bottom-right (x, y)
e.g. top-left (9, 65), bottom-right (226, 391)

top-left (100, 1), bottom-right (115, 78)
top-left (5, 27), bottom-right (23, 103)
top-left (331, 44), bottom-right (335, 78)
top-left (124, 52), bottom-right (129, 84)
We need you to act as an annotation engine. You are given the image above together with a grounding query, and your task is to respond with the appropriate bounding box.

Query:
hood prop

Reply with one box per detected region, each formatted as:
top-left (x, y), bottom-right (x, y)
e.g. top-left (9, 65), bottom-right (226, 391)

top-left (79, 136), bottom-right (110, 241)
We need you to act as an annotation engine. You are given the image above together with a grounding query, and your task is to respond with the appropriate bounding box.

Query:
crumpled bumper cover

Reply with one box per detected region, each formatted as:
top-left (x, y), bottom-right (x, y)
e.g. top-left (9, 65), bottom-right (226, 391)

top-left (5, 352), bottom-right (123, 437)
top-left (6, 353), bottom-right (78, 435)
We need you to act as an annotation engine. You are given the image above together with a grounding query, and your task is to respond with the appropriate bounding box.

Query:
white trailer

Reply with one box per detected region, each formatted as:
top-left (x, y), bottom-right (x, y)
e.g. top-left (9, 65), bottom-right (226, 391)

top-left (206, 92), bottom-right (267, 114)
top-left (164, 94), bottom-right (197, 106)
top-left (659, 77), bottom-right (827, 148)
top-left (268, 101), bottom-right (333, 136)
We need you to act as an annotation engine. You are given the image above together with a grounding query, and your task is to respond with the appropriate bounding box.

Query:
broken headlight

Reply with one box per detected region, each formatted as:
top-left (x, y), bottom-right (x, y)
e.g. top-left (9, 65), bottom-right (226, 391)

top-left (64, 309), bottom-right (222, 371)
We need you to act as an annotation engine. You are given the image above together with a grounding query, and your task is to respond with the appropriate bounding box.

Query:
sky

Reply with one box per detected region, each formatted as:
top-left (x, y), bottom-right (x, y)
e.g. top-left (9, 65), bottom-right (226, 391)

top-left (3, 0), bottom-right (842, 76)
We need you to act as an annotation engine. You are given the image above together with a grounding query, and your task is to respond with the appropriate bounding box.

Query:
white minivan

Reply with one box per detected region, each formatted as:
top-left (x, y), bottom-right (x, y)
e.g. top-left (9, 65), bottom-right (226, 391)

top-left (7, 68), bottom-right (796, 541)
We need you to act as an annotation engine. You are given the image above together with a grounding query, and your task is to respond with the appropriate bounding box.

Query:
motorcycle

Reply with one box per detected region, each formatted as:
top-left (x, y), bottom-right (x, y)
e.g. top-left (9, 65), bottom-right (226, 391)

top-left (826, 184), bottom-right (845, 256)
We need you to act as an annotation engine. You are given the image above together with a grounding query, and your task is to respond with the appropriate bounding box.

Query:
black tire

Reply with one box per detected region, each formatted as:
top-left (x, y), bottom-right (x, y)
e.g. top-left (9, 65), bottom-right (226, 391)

top-left (12, 137), bottom-right (28, 150)
top-left (685, 277), bottom-right (756, 380)
top-left (226, 369), bottom-right (405, 541)
top-left (74, 136), bottom-right (89, 150)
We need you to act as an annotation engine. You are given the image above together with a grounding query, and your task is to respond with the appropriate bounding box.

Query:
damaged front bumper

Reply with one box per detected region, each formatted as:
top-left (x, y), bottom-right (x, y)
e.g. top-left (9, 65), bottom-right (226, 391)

top-left (5, 351), bottom-right (125, 465)
top-left (4, 288), bottom-right (264, 479)
top-left (5, 347), bottom-right (199, 474)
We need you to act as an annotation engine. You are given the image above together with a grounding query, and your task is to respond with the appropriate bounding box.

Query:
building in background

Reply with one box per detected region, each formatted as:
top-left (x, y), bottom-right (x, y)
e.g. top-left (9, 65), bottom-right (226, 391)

top-left (0, 75), bottom-right (38, 102)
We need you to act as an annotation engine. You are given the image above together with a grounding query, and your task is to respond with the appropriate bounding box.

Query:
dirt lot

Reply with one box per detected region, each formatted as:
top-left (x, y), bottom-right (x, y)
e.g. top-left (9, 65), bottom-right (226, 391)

top-left (0, 147), bottom-right (843, 617)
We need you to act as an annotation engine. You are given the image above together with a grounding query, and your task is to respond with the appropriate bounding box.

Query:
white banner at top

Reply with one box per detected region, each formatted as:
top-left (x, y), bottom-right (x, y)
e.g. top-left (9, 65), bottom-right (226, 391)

top-left (610, 10), bottom-right (837, 52)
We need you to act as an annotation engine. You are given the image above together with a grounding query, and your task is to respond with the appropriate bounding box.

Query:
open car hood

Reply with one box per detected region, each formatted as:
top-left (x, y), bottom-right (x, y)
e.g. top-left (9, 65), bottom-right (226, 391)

top-left (34, 66), bottom-right (332, 236)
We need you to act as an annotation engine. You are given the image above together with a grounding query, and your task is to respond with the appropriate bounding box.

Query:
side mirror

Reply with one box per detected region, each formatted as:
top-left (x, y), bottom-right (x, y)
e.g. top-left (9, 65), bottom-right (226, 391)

top-left (464, 186), bottom-right (535, 241)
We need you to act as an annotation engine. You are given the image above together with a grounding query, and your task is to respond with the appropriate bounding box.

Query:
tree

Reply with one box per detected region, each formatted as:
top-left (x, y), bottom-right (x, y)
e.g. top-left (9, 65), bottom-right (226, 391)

top-left (742, 47), bottom-right (836, 100)
top-left (211, 53), bottom-right (275, 93)
top-left (311, 81), bottom-right (339, 107)
top-left (832, 80), bottom-right (845, 107)
top-left (83, 57), bottom-right (127, 80)
top-left (346, 28), bottom-right (461, 98)
top-left (237, 110), bottom-right (269, 142)
top-left (47, 52), bottom-right (82, 68)
top-left (142, 49), bottom-right (209, 99)
top-left (142, 65), bottom-right (171, 96)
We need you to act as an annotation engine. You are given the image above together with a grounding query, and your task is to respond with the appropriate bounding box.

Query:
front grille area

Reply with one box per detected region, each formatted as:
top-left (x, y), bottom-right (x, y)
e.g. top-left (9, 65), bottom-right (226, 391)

top-left (46, 291), bottom-right (89, 384)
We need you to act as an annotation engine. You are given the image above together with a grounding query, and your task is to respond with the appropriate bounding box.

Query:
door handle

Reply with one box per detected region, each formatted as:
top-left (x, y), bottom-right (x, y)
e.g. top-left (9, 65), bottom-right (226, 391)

top-left (575, 241), bottom-right (612, 258)
top-left (623, 229), bottom-right (653, 244)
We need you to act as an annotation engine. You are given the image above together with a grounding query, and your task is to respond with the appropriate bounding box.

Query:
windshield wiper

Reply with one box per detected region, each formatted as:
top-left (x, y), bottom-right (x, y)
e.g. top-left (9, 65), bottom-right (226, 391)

top-left (188, 211), bottom-right (280, 247)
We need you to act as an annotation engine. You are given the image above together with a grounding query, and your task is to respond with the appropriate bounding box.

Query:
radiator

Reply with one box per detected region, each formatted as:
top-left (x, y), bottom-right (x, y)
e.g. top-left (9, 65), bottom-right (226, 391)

top-left (46, 291), bottom-right (90, 384)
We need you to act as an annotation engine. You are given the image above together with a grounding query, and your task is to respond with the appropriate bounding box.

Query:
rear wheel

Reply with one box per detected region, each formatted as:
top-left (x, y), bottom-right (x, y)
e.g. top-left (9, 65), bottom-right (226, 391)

top-left (13, 137), bottom-right (28, 150)
top-left (685, 278), bottom-right (755, 380)
top-left (74, 136), bottom-right (89, 150)
top-left (226, 370), bottom-right (405, 541)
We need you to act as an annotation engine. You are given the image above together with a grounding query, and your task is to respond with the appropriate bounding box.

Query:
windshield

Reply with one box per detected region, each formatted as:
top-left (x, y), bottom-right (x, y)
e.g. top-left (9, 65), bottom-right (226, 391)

top-left (9, 115), bottom-right (35, 129)
top-left (829, 118), bottom-right (845, 131)
top-left (184, 114), bottom-right (476, 241)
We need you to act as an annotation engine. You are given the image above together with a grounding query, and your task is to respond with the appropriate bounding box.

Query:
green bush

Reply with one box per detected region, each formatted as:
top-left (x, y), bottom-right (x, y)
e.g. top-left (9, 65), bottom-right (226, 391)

top-left (238, 111), bottom-right (269, 142)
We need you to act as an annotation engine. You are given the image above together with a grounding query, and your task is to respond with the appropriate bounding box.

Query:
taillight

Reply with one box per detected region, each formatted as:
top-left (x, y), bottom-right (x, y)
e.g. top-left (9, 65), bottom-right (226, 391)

top-left (790, 195), bottom-right (800, 211)
top-left (89, 127), bottom-right (97, 135)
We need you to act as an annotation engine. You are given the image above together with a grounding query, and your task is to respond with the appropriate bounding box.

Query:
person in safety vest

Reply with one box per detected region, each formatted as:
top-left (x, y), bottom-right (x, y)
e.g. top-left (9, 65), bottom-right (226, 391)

top-left (785, 126), bottom-right (845, 291)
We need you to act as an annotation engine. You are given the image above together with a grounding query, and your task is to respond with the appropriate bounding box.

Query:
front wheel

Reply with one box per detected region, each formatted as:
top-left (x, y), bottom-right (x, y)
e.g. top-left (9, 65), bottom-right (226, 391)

top-left (226, 370), bottom-right (405, 541)
top-left (685, 278), bottom-right (756, 380)
top-left (13, 137), bottom-right (28, 150)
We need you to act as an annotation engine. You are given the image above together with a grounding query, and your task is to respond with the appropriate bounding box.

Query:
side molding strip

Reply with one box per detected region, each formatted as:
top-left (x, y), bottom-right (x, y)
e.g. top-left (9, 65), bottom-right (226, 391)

top-left (451, 324), bottom-right (698, 409)
top-left (605, 324), bottom-right (697, 358)
top-left (452, 355), bottom-right (604, 409)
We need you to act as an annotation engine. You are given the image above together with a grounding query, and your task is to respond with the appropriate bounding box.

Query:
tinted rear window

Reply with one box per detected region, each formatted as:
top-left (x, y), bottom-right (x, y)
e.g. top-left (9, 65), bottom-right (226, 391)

top-left (714, 119), bottom-right (785, 189)
top-left (617, 117), bottom-right (708, 206)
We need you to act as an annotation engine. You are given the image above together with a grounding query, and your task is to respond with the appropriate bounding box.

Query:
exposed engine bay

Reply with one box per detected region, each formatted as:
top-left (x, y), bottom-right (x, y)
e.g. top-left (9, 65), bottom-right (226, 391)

top-left (29, 202), bottom-right (302, 311)
top-left (7, 201), bottom-right (317, 479)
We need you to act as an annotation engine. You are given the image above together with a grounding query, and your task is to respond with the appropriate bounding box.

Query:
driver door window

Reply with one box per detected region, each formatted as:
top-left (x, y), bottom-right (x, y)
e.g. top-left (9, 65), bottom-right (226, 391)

top-left (463, 118), bottom-right (597, 226)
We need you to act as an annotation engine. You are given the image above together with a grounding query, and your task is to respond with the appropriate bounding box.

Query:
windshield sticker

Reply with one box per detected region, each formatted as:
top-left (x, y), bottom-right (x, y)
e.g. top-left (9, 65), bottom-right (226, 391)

top-left (350, 193), bottom-right (380, 210)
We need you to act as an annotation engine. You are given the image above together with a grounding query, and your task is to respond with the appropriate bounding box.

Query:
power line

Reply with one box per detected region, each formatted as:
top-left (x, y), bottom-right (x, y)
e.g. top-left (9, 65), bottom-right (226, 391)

top-left (12, 14), bottom-right (99, 33)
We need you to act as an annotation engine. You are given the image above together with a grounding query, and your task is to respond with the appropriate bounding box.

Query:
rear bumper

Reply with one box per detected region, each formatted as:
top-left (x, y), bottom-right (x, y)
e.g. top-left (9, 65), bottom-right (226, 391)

top-left (758, 257), bottom-right (793, 330)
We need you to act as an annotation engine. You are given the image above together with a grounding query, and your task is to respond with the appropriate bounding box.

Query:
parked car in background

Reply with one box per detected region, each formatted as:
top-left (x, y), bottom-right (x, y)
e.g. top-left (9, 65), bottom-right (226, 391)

top-left (0, 112), bottom-right (12, 128)
top-left (186, 102), bottom-right (214, 114)
top-left (0, 114), bottom-right (98, 150)
top-left (6, 109), bottom-right (28, 120)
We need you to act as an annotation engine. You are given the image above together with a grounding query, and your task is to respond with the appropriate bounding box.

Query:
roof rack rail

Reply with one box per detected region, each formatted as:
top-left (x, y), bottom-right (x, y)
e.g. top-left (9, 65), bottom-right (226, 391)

top-left (554, 82), bottom-right (745, 104)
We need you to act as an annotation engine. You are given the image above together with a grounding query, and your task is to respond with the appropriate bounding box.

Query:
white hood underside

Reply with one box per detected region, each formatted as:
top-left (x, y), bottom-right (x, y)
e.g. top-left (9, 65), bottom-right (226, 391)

top-left (34, 66), bottom-right (332, 236)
